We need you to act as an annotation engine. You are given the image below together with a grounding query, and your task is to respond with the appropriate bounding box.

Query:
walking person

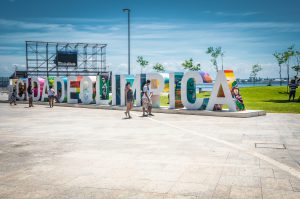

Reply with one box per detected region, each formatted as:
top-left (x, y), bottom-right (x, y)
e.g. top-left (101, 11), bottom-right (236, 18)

top-left (124, 82), bottom-right (133, 119)
top-left (288, 79), bottom-right (298, 101)
top-left (142, 80), bottom-right (154, 116)
top-left (9, 85), bottom-right (17, 106)
top-left (27, 84), bottom-right (33, 107)
top-left (48, 85), bottom-right (55, 108)
top-left (54, 89), bottom-right (61, 103)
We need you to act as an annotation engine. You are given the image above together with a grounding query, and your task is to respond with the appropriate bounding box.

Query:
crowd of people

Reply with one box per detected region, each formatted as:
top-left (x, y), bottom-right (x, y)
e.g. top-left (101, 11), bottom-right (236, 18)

top-left (8, 83), bottom-right (57, 108)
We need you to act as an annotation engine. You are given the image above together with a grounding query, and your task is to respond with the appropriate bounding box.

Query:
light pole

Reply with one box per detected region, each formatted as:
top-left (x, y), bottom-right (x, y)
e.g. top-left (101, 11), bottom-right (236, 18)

top-left (221, 53), bottom-right (224, 71)
top-left (123, 8), bottom-right (131, 75)
top-left (14, 64), bottom-right (17, 77)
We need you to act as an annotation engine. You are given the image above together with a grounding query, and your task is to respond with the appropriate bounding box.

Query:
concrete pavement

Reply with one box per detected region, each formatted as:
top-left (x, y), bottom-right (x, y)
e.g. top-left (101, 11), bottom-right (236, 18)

top-left (0, 103), bottom-right (299, 198)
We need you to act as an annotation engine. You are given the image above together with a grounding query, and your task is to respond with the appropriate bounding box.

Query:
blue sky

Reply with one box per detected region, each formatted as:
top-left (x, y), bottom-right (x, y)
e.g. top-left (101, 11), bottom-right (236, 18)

top-left (0, 0), bottom-right (300, 78)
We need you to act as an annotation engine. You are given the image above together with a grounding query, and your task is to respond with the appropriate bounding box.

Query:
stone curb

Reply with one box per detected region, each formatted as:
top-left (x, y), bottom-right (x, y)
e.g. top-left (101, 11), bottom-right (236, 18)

top-left (0, 100), bottom-right (266, 118)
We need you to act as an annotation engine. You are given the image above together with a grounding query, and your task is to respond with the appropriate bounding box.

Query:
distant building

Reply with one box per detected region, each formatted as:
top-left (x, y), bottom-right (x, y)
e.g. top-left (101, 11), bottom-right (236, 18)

top-left (0, 77), bottom-right (9, 87)
top-left (9, 70), bottom-right (27, 79)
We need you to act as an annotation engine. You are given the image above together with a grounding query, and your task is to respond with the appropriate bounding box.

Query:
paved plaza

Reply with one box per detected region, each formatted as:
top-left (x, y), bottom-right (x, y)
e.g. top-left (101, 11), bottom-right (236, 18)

top-left (0, 103), bottom-right (300, 199)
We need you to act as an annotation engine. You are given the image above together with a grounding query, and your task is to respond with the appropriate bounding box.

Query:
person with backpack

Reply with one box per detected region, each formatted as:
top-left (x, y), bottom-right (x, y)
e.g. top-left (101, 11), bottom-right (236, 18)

top-left (48, 85), bottom-right (55, 108)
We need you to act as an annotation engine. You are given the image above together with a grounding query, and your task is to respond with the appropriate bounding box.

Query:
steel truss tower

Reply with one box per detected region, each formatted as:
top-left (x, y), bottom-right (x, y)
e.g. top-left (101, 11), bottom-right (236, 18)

top-left (26, 41), bottom-right (107, 77)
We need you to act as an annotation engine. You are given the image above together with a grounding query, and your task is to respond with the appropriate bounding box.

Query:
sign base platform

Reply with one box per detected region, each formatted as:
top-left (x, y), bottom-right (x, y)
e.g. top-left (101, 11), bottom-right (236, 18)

top-left (0, 100), bottom-right (266, 118)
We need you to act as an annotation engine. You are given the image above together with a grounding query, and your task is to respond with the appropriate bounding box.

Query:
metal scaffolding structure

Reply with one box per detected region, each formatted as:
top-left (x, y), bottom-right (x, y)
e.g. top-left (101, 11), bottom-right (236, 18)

top-left (26, 41), bottom-right (107, 77)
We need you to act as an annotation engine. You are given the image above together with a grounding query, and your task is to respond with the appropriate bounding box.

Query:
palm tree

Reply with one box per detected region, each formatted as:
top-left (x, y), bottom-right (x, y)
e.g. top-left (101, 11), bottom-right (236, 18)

top-left (153, 63), bottom-right (165, 72)
top-left (182, 58), bottom-right (201, 71)
top-left (250, 64), bottom-right (263, 85)
top-left (292, 51), bottom-right (300, 76)
top-left (283, 45), bottom-right (295, 92)
top-left (206, 46), bottom-right (225, 71)
top-left (136, 56), bottom-right (149, 74)
top-left (273, 52), bottom-right (285, 85)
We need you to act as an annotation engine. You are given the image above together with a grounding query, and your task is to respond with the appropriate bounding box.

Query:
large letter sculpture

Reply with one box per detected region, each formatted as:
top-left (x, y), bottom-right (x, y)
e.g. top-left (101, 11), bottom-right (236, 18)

top-left (41, 79), bottom-right (49, 102)
top-left (146, 73), bottom-right (164, 108)
top-left (121, 74), bottom-right (143, 106)
top-left (16, 78), bottom-right (25, 100)
top-left (120, 75), bottom-right (127, 106)
top-left (131, 74), bottom-right (142, 106)
top-left (96, 75), bottom-right (110, 105)
top-left (67, 77), bottom-right (78, 104)
top-left (13, 70), bottom-right (246, 113)
top-left (112, 74), bottom-right (121, 105)
top-left (206, 71), bottom-right (237, 111)
top-left (31, 77), bottom-right (41, 102)
top-left (54, 77), bottom-right (67, 103)
top-left (80, 76), bottom-right (93, 104)
top-left (181, 71), bottom-right (203, 110)
top-left (169, 72), bottom-right (184, 109)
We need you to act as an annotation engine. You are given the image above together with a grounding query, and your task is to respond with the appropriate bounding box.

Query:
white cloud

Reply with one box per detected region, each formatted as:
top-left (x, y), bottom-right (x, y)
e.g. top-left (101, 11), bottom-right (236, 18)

top-left (203, 10), bottom-right (260, 17)
top-left (0, 55), bottom-right (24, 76)
top-left (0, 19), bottom-right (74, 31)
top-left (0, 18), bottom-right (299, 79)
top-left (214, 22), bottom-right (300, 32)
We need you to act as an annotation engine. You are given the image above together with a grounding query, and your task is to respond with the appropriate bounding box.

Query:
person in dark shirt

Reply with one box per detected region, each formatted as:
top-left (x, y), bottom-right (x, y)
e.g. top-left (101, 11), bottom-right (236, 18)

top-left (10, 85), bottom-right (17, 106)
top-left (288, 79), bottom-right (298, 101)
top-left (27, 84), bottom-right (33, 107)
top-left (125, 82), bottom-right (134, 119)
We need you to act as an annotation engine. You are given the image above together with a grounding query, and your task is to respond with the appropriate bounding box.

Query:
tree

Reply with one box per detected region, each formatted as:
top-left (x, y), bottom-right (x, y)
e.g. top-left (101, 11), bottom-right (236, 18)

top-left (292, 51), bottom-right (300, 76)
top-left (221, 51), bottom-right (225, 70)
top-left (182, 58), bottom-right (201, 71)
top-left (136, 56), bottom-right (149, 74)
top-left (273, 52), bottom-right (285, 85)
top-left (292, 65), bottom-right (300, 76)
top-left (153, 63), bottom-right (165, 72)
top-left (250, 64), bottom-right (262, 85)
top-left (206, 46), bottom-right (225, 71)
top-left (283, 45), bottom-right (295, 92)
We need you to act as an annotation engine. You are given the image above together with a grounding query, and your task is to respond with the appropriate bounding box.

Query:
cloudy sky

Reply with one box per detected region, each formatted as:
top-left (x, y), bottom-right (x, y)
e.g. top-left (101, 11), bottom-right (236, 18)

top-left (0, 0), bottom-right (299, 78)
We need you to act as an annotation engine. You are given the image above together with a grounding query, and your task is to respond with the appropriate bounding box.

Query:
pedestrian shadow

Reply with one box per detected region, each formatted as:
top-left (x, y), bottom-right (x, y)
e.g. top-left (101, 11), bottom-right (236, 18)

top-left (264, 99), bottom-right (298, 103)
top-left (139, 115), bottom-right (148, 118)
top-left (278, 91), bottom-right (289, 94)
top-left (122, 117), bottom-right (132, 120)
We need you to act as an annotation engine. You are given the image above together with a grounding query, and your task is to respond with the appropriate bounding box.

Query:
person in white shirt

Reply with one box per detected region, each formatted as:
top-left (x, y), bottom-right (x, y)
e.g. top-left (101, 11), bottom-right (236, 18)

top-left (142, 80), bottom-right (153, 116)
top-left (48, 85), bottom-right (55, 108)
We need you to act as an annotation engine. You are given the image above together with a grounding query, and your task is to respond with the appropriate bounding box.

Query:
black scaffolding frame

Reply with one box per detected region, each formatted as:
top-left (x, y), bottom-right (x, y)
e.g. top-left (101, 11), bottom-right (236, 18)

top-left (26, 41), bottom-right (107, 77)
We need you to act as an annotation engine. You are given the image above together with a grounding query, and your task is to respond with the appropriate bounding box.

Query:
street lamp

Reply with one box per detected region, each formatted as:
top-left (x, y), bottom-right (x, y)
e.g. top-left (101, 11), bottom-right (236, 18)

top-left (123, 8), bottom-right (131, 75)
top-left (13, 64), bottom-right (17, 78)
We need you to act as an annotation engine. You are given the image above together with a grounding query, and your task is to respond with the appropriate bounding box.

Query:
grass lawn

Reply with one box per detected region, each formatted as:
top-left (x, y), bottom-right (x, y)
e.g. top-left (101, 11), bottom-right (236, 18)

top-left (240, 86), bottom-right (300, 113)
top-left (160, 86), bottom-right (300, 113)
